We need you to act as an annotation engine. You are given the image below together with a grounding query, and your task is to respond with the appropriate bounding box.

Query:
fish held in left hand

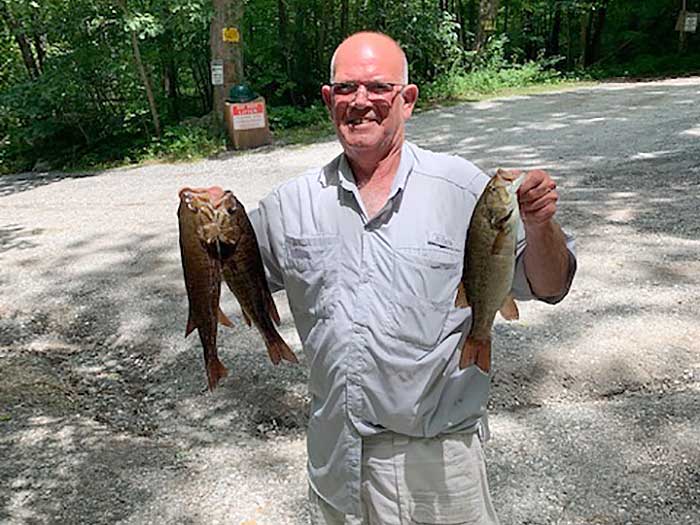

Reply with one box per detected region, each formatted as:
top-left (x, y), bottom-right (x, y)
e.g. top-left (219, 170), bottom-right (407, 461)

top-left (455, 169), bottom-right (522, 373)
top-left (178, 187), bottom-right (234, 391)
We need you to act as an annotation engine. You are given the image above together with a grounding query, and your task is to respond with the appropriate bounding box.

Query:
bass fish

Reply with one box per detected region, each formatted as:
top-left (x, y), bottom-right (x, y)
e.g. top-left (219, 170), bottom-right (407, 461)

top-left (178, 187), bottom-right (234, 390)
top-left (214, 190), bottom-right (298, 367)
top-left (455, 169), bottom-right (522, 372)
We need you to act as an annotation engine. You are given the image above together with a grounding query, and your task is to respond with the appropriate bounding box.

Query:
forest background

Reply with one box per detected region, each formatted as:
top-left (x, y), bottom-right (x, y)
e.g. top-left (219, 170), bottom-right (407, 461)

top-left (0, 0), bottom-right (698, 173)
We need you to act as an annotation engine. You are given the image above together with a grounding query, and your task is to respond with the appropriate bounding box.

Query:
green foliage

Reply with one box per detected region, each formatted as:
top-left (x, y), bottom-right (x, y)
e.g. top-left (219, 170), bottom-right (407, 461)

top-left (0, 0), bottom-right (698, 172)
top-left (422, 36), bottom-right (563, 102)
top-left (141, 123), bottom-right (225, 161)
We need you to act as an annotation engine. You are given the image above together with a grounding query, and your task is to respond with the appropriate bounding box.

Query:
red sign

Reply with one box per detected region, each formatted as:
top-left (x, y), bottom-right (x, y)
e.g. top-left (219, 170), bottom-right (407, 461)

top-left (231, 102), bottom-right (265, 130)
top-left (232, 102), bottom-right (264, 116)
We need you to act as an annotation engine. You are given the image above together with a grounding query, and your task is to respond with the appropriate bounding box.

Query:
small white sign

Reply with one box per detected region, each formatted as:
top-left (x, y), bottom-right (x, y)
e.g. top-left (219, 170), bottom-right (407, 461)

top-left (685, 12), bottom-right (698, 33)
top-left (211, 60), bottom-right (224, 86)
top-left (231, 102), bottom-right (266, 130)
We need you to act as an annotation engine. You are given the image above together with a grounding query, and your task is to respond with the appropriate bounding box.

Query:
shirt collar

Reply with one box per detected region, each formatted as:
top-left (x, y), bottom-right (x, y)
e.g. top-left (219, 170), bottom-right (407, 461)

top-left (334, 141), bottom-right (415, 200)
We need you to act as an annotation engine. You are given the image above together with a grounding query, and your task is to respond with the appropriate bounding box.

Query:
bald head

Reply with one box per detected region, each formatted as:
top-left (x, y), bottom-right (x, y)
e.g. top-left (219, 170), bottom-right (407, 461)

top-left (329, 32), bottom-right (408, 84)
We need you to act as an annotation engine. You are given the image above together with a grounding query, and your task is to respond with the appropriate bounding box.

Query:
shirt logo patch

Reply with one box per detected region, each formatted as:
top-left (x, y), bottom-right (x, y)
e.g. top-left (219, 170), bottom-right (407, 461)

top-left (427, 232), bottom-right (457, 250)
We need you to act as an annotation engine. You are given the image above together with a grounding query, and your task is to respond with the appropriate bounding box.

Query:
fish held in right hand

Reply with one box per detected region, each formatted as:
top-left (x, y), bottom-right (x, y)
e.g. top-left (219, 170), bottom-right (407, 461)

top-left (456, 169), bottom-right (522, 373)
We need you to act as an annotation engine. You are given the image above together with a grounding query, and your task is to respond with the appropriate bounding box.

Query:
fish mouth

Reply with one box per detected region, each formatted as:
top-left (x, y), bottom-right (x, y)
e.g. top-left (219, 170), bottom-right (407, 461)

top-left (179, 187), bottom-right (232, 216)
top-left (495, 169), bottom-right (525, 192)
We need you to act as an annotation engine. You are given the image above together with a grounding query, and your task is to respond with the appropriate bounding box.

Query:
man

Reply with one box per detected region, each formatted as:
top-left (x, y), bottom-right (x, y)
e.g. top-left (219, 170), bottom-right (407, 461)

top-left (250, 31), bottom-right (576, 524)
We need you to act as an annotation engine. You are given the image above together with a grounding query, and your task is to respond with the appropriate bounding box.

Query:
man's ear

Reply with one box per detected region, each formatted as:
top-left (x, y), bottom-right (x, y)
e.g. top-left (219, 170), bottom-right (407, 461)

top-left (321, 85), bottom-right (332, 110)
top-left (401, 84), bottom-right (419, 117)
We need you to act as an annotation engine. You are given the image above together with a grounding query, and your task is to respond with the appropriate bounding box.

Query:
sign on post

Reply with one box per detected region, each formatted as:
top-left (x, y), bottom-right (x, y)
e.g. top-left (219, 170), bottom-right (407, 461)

top-left (676, 11), bottom-right (698, 33)
top-left (231, 102), bottom-right (266, 130)
top-left (211, 59), bottom-right (224, 86)
top-left (222, 27), bottom-right (241, 43)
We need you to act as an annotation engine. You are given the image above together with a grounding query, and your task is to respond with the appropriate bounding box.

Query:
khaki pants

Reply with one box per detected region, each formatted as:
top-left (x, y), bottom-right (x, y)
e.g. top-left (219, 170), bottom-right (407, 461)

top-left (308, 432), bottom-right (500, 525)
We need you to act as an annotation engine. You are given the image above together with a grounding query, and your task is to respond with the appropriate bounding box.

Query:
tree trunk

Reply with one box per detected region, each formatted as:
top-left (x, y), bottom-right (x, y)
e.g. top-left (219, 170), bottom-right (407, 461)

top-left (457, 0), bottom-right (467, 50)
top-left (579, 9), bottom-right (590, 67)
top-left (211, 0), bottom-right (244, 123)
top-left (318, 0), bottom-right (327, 81)
top-left (587, 0), bottom-right (608, 66)
top-left (340, 0), bottom-right (349, 38)
top-left (278, 0), bottom-right (297, 102)
top-left (128, 28), bottom-right (162, 138)
top-left (0, 4), bottom-right (41, 80)
top-left (476, 0), bottom-right (499, 52)
top-left (524, 9), bottom-right (535, 60)
top-left (161, 24), bottom-right (180, 121)
top-left (546, 0), bottom-right (562, 58)
top-left (566, 6), bottom-right (573, 68)
top-left (116, 0), bottom-right (162, 138)
top-left (33, 34), bottom-right (45, 73)
top-left (191, 56), bottom-right (211, 113)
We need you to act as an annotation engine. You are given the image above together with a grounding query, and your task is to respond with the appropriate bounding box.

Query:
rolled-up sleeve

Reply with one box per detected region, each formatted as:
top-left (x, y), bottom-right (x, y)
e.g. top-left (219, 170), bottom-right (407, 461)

top-left (248, 192), bottom-right (286, 293)
top-left (510, 220), bottom-right (577, 304)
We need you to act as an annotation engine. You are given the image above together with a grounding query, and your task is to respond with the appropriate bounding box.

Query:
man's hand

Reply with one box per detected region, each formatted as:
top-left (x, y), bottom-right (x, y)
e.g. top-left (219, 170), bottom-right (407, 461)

top-left (517, 169), bottom-right (558, 226)
top-left (503, 168), bottom-right (572, 299)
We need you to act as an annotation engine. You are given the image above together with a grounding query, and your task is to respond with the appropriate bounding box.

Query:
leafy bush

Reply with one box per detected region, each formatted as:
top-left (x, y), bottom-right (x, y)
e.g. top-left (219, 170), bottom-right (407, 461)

top-left (421, 36), bottom-right (563, 103)
top-left (141, 123), bottom-right (224, 162)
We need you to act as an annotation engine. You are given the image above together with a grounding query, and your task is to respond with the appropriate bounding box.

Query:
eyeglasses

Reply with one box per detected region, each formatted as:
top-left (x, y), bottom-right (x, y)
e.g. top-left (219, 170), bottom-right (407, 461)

top-left (329, 81), bottom-right (405, 99)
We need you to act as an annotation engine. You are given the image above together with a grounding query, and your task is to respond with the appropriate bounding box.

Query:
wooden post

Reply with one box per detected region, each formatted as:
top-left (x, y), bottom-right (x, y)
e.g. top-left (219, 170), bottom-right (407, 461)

top-left (679, 0), bottom-right (687, 53)
top-left (211, 0), bottom-right (244, 124)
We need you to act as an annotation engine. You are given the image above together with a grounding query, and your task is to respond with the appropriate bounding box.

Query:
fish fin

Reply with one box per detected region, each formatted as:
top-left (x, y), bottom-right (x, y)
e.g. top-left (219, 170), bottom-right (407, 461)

top-left (264, 330), bottom-right (298, 366)
top-left (218, 308), bottom-right (234, 328)
top-left (491, 229), bottom-right (509, 255)
top-left (459, 336), bottom-right (491, 373)
top-left (499, 294), bottom-right (519, 321)
top-left (206, 356), bottom-right (229, 391)
top-left (241, 309), bottom-right (252, 327)
top-left (185, 316), bottom-right (196, 337)
top-left (266, 294), bottom-right (281, 326)
top-left (455, 281), bottom-right (470, 308)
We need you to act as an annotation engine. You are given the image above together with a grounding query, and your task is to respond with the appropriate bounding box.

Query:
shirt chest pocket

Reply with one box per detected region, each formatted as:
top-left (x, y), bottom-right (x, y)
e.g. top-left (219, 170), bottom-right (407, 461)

top-left (385, 247), bottom-right (463, 349)
top-left (284, 235), bottom-right (340, 318)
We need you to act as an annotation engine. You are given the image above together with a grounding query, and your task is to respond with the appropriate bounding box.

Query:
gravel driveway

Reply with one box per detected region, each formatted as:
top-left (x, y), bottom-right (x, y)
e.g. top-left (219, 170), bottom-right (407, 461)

top-left (1, 77), bottom-right (699, 525)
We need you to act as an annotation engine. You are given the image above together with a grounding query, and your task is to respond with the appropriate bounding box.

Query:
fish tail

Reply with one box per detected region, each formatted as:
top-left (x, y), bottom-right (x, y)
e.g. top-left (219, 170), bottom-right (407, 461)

top-left (264, 329), bottom-right (298, 366)
top-left (206, 356), bottom-right (229, 391)
top-left (459, 336), bottom-right (491, 373)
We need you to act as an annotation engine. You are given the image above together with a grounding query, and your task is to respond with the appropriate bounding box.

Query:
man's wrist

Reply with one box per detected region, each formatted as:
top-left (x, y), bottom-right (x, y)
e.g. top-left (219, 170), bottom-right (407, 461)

top-left (523, 218), bottom-right (558, 241)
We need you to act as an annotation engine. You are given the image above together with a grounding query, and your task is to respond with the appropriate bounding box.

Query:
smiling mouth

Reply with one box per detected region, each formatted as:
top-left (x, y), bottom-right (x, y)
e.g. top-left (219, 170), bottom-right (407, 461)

top-left (347, 117), bottom-right (377, 126)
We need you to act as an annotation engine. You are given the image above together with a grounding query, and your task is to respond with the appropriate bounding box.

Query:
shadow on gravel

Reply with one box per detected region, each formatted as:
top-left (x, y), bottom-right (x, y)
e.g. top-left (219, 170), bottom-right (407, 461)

top-left (0, 232), bottom-right (308, 523)
top-left (0, 171), bottom-right (102, 198)
top-left (0, 224), bottom-right (43, 255)
top-left (412, 80), bottom-right (700, 241)
top-left (488, 387), bottom-right (700, 525)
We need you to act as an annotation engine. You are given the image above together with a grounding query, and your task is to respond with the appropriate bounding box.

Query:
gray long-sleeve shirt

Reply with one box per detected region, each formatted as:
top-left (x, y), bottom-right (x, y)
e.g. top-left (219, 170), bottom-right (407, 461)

top-left (249, 141), bottom-right (576, 515)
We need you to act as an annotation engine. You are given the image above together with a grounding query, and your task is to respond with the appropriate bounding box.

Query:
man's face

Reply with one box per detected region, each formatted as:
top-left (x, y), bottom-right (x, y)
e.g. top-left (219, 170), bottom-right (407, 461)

top-left (321, 38), bottom-right (418, 161)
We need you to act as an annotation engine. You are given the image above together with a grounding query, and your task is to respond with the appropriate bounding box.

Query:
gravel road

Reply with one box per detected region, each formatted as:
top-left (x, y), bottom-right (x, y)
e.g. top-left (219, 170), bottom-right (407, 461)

top-left (1, 77), bottom-right (699, 525)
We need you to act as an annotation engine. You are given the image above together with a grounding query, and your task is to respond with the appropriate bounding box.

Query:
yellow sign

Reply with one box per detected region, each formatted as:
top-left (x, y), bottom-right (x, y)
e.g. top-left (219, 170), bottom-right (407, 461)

top-left (222, 27), bottom-right (240, 43)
